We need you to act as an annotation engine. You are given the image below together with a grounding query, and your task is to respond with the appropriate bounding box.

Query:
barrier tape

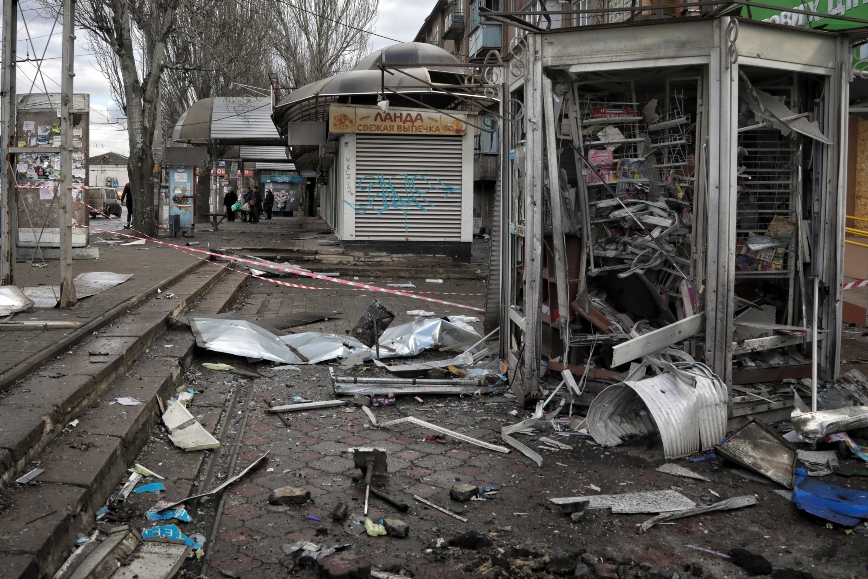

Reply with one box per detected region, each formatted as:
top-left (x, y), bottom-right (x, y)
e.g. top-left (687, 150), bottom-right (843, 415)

top-left (74, 199), bottom-right (485, 312)
top-left (843, 279), bottom-right (868, 290)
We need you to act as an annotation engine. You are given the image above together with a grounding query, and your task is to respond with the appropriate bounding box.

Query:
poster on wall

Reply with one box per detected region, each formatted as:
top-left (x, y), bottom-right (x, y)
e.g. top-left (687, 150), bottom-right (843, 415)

top-left (169, 167), bottom-right (195, 230)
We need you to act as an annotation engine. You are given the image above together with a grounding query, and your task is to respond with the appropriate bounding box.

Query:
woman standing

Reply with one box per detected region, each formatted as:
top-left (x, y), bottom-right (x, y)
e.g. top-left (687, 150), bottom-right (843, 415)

top-left (264, 189), bottom-right (274, 220)
top-left (223, 188), bottom-right (238, 222)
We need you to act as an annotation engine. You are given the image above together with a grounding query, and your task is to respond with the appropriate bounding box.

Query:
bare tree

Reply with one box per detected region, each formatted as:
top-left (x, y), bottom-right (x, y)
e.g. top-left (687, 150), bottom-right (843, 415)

top-left (71, 0), bottom-right (183, 236)
top-left (160, 0), bottom-right (273, 221)
top-left (271, 0), bottom-right (379, 88)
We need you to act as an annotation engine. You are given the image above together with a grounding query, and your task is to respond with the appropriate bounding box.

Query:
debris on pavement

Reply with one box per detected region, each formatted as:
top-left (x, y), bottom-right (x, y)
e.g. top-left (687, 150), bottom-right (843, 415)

top-left (826, 432), bottom-right (868, 461)
top-left (142, 524), bottom-right (203, 549)
top-left (413, 495), bottom-right (468, 522)
top-left (146, 504), bottom-right (192, 522)
top-left (190, 318), bottom-right (303, 364)
top-left (266, 400), bottom-right (347, 413)
top-left (656, 463), bottom-right (710, 482)
top-left (382, 518), bottom-right (409, 538)
top-left (0, 286), bottom-right (34, 315)
top-left (364, 519), bottom-right (387, 536)
top-left (637, 495), bottom-right (758, 532)
top-left (729, 547), bottom-right (773, 576)
top-left (155, 453), bottom-right (268, 513)
top-left (715, 419), bottom-right (797, 488)
top-left (15, 468), bottom-right (44, 485)
top-left (162, 400), bottom-right (220, 451)
top-left (108, 542), bottom-right (189, 578)
top-left (792, 467), bottom-right (868, 525)
top-left (587, 362), bottom-right (727, 459)
top-left (133, 482), bottom-right (166, 494)
top-left (202, 362), bottom-right (235, 372)
top-left (269, 486), bottom-right (311, 506)
top-left (55, 525), bottom-right (140, 579)
top-left (23, 272), bottom-right (133, 308)
top-left (450, 483), bottom-right (479, 502)
top-left (351, 299), bottom-right (396, 347)
top-left (792, 405), bottom-right (868, 443)
top-left (351, 447), bottom-right (388, 515)
top-left (111, 396), bottom-right (142, 406)
top-left (378, 416), bottom-right (510, 453)
top-left (550, 490), bottom-right (696, 514)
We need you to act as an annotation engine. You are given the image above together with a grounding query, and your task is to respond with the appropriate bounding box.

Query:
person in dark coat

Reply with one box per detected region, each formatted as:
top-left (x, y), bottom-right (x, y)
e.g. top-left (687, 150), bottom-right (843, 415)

top-left (241, 187), bottom-right (253, 222)
top-left (223, 188), bottom-right (237, 222)
top-left (121, 183), bottom-right (133, 228)
top-left (250, 187), bottom-right (262, 222)
top-left (263, 189), bottom-right (274, 220)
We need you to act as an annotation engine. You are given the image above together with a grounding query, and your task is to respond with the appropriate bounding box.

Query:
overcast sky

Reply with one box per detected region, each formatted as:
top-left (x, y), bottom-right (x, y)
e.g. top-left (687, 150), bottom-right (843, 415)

top-left (5, 0), bottom-right (439, 157)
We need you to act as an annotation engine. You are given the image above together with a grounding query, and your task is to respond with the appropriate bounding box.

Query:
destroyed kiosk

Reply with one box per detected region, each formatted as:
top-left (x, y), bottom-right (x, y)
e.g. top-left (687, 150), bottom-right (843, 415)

top-left (497, 15), bottom-right (852, 438)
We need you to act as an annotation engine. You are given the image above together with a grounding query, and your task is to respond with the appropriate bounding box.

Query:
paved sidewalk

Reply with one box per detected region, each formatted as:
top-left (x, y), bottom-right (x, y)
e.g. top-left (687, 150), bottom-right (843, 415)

top-left (1, 217), bottom-right (203, 387)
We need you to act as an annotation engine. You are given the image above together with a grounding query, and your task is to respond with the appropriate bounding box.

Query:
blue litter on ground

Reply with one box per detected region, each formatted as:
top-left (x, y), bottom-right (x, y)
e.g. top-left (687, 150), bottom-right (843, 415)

top-left (305, 515), bottom-right (321, 522)
top-left (146, 508), bottom-right (192, 523)
top-left (690, 453), bottom-right (717, 462)
top-left (793, 468), bottom-right (868, 526)
top-left (142, 524), bottom-right (202, 549)
top-left (133, 482), bottom-right (166, 494)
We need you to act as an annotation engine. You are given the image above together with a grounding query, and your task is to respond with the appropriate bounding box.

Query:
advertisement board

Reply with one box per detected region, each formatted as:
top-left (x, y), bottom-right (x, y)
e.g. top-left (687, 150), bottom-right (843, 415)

top-left (169, 166), bottom-right (195, 230)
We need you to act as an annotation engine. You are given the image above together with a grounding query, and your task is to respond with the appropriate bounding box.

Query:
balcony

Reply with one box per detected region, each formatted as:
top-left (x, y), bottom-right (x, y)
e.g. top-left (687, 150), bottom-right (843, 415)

top-left (444, 10), bottom-right (465, 40)
top-left (468, 23), bottom-right (501, 58)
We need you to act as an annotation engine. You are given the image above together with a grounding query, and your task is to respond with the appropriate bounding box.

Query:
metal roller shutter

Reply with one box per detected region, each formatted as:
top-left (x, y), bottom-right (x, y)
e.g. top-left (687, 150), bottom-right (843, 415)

top-left (353, 134), bottom-right (463, 241)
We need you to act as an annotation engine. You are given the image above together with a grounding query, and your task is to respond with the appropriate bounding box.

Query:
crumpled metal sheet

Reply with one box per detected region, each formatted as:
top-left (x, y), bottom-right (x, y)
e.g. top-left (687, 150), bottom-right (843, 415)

top-left (190, 318), bottom-right (302, 365)
top-left (275, 319), bottom-right (480, 365)
top-left (586, 365), bottom-right (728, 459)
top-left (740, 74), bottom-right (831, 144)
top-left (280, 332), bottom-right (368, 364)
top-left (376, 318), bottom-right (480, 358)
top-left (0, 286), bottom-right (35, 316)
top-left (550, 490), bottom-right (695, 514)
top-left (716, 420), bottom-right (797, 488)
top-left (23, 272), bottom-right (133, 308)
top-left (792, 406), bottom-right (868, 443)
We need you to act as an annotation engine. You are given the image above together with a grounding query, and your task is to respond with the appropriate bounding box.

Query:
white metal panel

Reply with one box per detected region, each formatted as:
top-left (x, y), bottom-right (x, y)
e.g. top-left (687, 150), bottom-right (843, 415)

top-left (735, 21), bottom-right (837, 73)
top-left (350, 134), bottom-right (465, 241)
top-left (542, 20), bottom-right (716, 69)
top-left (211, 97), bottom-right (280, 141)
top-left (239, 146), bottom-right (290, 161)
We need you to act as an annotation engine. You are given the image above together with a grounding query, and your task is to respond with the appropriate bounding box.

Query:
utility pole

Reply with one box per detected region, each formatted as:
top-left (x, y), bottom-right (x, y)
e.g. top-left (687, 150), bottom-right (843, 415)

top-left (0, 0), bottom-right (18, 285)
top-left (58, 0), bottom-right (77, 307)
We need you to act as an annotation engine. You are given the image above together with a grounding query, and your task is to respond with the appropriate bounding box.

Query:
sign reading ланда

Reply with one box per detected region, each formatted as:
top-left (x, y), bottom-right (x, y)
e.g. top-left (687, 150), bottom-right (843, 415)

top-left (329, 105), bottom-right (467, 136)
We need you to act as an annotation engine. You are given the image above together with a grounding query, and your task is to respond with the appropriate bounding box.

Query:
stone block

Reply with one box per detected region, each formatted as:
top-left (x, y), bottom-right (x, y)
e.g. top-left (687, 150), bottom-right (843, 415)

top-left (0, 404), bottom-right (58, 461)
top-left (268, 486), bottom-right (310, 505)
top-left (383, 518), bottom-right (409, 538)
top-left (450, 483), bottom-right (478, 502)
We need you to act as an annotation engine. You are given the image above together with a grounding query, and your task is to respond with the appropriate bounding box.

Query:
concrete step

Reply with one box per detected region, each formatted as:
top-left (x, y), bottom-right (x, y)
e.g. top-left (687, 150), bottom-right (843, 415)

top-left (0, 265), bottom-right (247, 578)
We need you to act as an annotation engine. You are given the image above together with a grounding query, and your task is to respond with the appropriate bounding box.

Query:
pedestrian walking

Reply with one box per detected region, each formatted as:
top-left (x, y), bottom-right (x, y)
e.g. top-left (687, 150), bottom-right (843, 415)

top-left (264, 189), bottom-right (274, 220)
top-left (121, 183), bottom-right (133, 228)
top-left (241, 186), bottom-right (253, 222)
top-left (223, 188), bottom-right (238, 222)
top-left (250, 187), bottom-right (263, 223)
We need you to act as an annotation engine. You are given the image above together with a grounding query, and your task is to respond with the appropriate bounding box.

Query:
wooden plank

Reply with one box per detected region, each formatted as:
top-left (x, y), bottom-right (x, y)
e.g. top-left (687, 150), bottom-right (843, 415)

top-left (542, 76), bottom-right (571, 356)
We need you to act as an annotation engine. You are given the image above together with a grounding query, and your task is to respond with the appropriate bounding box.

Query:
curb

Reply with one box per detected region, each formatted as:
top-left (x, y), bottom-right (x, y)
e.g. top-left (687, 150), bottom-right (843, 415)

top-left (0, 259), bottom-right (205, 392)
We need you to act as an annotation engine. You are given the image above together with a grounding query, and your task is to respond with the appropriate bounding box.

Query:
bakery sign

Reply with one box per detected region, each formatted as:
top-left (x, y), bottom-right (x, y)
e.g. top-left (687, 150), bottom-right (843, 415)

top-left (329, 105), bottom-right (467, 136)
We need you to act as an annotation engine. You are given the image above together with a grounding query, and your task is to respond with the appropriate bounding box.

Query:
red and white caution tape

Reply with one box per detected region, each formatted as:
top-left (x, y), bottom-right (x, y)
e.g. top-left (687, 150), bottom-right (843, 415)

top-left (843, 279), bottom-right (868, 290)
top-left (74, 200), bottom-right (484, 312)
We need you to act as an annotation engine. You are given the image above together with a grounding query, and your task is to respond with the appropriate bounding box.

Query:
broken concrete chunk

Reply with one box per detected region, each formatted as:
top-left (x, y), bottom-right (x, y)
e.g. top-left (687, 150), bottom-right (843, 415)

top-left (268, 486), bottom-right (310, 506)
top-left (382, 518), bottom-right (409, 538)
top-left (317, 552), bottom-right (372, 579)
top-left (162, 401), bottom-right (220, 452)
top-left (331, 502), bottom-right (349, 521)
top-left (450, 483), bottom-right (479, 502)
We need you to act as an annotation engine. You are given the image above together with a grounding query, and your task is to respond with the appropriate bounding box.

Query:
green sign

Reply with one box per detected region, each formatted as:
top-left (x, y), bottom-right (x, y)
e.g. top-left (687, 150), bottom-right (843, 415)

top-left (747, 0), bottom-right (868, 30)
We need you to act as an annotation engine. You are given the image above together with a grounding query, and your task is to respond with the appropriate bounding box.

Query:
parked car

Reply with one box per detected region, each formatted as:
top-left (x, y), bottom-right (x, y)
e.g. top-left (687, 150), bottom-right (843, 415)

top-left (87, 187), bottom-right (122, 218)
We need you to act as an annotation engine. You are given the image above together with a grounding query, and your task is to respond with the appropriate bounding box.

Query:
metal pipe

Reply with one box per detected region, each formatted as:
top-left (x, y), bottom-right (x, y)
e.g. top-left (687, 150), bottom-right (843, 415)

top-left (811, 276), bottom-right (819, 412)
top-left (333, 376), bottom-right (486, 386)
top-left (58, 0), bottom-right (77, 308)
